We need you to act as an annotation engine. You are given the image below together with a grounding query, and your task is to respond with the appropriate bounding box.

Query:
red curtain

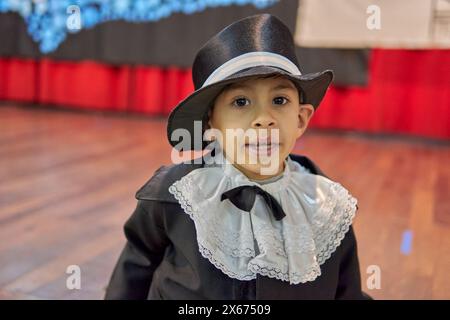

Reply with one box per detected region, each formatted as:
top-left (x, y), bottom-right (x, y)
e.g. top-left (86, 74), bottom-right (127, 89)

top-left (0, 49), bottom-right (449, 139)
top-left (0, 58), bottom-right (194, 115)
top-left (312, 49), bottom-right (450, 139)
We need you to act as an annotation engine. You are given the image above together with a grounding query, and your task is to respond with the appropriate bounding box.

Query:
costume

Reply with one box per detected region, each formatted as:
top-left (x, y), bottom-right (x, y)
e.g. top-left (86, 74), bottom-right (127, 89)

top-left (104, 154), bottom-right (367, 299)
top-left (105, 13), bottom-right (370, 300)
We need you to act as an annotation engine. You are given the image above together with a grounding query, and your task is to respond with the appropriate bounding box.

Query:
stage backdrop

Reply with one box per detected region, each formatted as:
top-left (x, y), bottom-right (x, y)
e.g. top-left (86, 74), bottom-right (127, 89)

top-left (0, 0), bottom-right (448, 140)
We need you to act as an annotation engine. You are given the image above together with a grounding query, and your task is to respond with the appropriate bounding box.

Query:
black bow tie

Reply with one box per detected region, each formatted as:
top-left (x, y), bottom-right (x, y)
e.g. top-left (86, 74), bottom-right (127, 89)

top-left (220, 185), bottom-right (286, 221)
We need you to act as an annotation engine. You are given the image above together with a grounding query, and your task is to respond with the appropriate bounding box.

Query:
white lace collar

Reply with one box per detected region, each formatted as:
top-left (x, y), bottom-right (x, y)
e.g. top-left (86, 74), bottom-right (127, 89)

top-left (168, 155), bottom-right (358, 284)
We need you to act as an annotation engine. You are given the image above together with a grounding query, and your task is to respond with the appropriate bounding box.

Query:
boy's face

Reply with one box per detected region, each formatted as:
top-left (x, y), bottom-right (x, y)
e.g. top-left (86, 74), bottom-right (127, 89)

top-left (208, 75), bottom-right (314, 180)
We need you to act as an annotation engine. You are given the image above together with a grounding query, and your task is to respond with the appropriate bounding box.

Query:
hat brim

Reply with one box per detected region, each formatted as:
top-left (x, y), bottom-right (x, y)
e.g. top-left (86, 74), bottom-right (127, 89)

top-left (167, 66), bottom-right (334, 150)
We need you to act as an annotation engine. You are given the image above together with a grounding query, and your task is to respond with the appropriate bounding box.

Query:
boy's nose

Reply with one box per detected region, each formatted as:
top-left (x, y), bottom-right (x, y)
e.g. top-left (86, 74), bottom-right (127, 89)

top-left (253, 119), bottom-right (275, 128)
top-left (251, 108), bottom-right (277, 128)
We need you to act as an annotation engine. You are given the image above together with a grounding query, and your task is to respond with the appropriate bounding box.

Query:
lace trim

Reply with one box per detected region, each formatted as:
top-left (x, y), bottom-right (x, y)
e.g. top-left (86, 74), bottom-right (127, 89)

top-left (169, 176), bottom-right (255, 257)
top-left (248, 260), bottom-right (322, 284)
top-left (312, 182), bottom-right (357, 264)
top-left (199, 244), bottom-right (256, 281)
top-left (168, 168), bottom-right (357, 284)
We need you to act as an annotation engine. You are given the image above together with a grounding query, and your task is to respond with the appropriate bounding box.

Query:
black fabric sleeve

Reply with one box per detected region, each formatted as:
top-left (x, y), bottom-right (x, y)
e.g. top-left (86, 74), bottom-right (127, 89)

top-left (104, 199), bottom-right (170, 300)
top-left (335, 226), bottom-right (371, 300)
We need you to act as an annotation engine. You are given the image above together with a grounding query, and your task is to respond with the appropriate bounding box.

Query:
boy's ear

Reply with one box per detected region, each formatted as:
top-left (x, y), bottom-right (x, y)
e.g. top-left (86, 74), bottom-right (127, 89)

top-left (297, 103), bottom-right (314, 137)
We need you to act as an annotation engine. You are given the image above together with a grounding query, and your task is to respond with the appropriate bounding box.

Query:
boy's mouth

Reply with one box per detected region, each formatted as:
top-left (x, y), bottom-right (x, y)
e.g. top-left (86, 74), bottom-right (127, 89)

top-left (244, 141), bottom-right (281, 156)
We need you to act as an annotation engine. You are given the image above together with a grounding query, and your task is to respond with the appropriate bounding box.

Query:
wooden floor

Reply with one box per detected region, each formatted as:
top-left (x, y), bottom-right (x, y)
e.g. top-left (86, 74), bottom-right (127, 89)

top-left (0, 104), bottom-right (449, 300)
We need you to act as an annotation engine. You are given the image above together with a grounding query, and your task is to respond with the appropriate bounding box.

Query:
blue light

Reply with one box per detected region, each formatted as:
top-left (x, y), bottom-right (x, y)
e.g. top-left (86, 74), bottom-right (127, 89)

top-left (400, 230), bottom-right (413, 255)
top-left (0, 0), bottom-right (279, 53)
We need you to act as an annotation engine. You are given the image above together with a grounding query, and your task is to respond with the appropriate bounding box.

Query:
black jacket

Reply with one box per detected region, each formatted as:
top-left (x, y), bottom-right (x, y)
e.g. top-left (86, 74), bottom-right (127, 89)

top-left (104, 154), bottom-right (369, 300)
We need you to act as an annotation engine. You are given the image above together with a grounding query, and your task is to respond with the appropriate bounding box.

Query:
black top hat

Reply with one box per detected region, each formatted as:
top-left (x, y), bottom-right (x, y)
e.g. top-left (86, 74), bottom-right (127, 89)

top-left (167, 13), bottom-right (333, 151)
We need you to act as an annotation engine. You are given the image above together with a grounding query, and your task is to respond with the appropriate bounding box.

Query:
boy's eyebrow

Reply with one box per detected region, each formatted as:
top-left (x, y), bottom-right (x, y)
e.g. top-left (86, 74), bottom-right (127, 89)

top-left (271, 83), bottom-right (296, 91)
top-left (226, 82), bottom-right (296, 91)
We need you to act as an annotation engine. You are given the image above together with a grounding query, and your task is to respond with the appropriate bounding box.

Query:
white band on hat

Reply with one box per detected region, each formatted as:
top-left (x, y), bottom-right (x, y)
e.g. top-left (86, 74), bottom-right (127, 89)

top-left (201, 51), bottom-right (301, 88)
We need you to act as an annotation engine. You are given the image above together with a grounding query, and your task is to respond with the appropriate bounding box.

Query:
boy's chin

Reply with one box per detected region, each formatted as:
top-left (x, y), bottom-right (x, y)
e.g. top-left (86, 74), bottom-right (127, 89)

top-left (233, 158), bottom-right (284, 179)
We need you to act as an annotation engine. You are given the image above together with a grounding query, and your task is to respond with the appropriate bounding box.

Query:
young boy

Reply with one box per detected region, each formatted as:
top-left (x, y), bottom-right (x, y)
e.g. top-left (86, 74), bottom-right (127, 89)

top-left (105, 13), bottom-right (368, 300)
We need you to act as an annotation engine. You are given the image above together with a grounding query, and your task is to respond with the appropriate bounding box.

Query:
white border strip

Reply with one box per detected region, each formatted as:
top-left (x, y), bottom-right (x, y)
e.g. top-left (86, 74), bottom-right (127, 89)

top-left (201, 51), bottom-right (301, 88)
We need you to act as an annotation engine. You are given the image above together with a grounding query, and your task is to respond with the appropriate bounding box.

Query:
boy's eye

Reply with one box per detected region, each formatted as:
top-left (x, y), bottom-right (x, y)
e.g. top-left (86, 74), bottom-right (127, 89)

top-left (231, 96), bottom-right (289, 108)
top-left (232, 97), bottom-right (250, 108)
top-left (273, 97), bottom-right (289, 105)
